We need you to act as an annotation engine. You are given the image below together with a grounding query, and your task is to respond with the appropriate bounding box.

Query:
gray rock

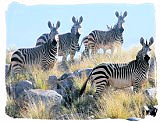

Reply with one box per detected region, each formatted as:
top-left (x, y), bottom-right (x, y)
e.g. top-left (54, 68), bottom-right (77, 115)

top-left (6, 80), bottom-right (34, 99)
top-left (57, 61), bottom-right (70, 72)
top-left (5, 64), bottom-right (11, 79)
top-left (72, 68), bottom-right (92, 78)
top-left (145, 88), bottom-right (157, 100)
top-left (24, 89), bottom-right (63, 107)
top-left (58, 73), bottom-right (73, 80)
top-left (48, 75), bottom-right (58, 90)
top-left (5, 64), bottom-right (10, 75)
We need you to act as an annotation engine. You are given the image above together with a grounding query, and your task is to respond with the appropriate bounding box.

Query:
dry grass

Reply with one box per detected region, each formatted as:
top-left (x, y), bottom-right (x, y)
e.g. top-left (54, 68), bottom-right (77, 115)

top-left (5, 45), bottom-right (157, 119)
top-left (95, 90), bottom-right (147, 119)
top-left (20, 101), bottom-right (53, 119)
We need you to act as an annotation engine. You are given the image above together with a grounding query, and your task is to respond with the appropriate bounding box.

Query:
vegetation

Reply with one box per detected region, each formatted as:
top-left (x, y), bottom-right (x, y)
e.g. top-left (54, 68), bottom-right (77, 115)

top-left (5, 45), bottom-right (157, 119)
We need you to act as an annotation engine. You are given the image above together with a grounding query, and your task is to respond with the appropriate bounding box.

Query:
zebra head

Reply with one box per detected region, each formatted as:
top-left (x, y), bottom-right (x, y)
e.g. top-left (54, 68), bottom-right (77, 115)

top-left (115, 11), bottom-right (127, 29)
top-left (71, 16), bottom-right (83, 35)
top-left (71, 16), bottom-right (83, 51)
top-left (136, 37), bottom-right (154, 63)
top-left (48, 21), bottom-right (60, 42)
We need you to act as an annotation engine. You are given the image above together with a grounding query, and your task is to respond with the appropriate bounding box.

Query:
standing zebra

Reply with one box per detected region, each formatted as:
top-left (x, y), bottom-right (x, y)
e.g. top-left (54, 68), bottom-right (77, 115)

top-left (81, 11), bottom-right (127, 57)
top-left (8, 21), bottom-right (60, 75)
top-left (36, 16), bottom-right (83, 62)
top-left (79, 37), bottom-right (154, 98)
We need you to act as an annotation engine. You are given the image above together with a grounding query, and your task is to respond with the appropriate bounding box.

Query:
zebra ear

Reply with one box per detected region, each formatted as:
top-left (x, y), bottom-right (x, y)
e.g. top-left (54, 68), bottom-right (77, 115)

top-left (79, 16), bottom-right (83, 24)
top-left (140, 37), bottom-right (145, 46)
top-left (48, 21), bottom-right (52, 29)
top-left (56, 21), bottom-right (60, 29)
top-left (115, 11), bottom-right (119, 18)
top-left (149, 37), bottom-right (154, 46)
top-left (72, 16), bottom-right (76, 23)
top-left (123, 11), bottom-right (127, 18)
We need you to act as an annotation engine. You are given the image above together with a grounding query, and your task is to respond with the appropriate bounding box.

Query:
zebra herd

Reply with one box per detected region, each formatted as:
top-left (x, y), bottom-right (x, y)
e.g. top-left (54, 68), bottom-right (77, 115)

top-left (7, 11), bottom-right (155, 99)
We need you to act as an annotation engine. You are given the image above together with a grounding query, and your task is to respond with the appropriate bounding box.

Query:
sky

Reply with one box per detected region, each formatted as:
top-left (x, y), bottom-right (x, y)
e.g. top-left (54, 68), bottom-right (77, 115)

top-left (6, 2), bottom-right (155, 54)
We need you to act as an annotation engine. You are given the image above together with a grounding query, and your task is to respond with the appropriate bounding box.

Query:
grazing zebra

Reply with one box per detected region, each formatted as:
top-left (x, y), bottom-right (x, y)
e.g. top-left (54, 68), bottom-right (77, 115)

top-left (79, 37), bottom-right (154, 98)
top-left (81, 11), bottom-right (127, 57)
top-left (36, 16), bottom-right (83, 62)
top-left (8, 21), bottom-right (60, 75)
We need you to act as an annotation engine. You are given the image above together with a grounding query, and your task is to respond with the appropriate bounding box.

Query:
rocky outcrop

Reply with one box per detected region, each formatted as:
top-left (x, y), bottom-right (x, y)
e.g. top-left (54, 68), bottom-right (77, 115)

top-left (6, 80), bottom-right (34, 99)
top-left (24, 89), bottom-right (63, 107)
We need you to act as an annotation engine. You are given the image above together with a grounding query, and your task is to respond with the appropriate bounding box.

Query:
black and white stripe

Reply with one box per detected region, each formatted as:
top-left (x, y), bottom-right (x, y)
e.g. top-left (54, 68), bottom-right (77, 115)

top-left (81, 11), bottom-right (127, 57)
top-left (36, 16), bottom-right (83, 62)
top-left (79, 37), bottom-right (154, 98)
top-left (9, 21), bottom-right (60, 75)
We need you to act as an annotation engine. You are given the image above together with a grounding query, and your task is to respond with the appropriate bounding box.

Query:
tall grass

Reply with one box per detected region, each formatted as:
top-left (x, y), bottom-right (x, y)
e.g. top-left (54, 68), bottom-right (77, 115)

top-left (5, 45), bottom-right (157, 119)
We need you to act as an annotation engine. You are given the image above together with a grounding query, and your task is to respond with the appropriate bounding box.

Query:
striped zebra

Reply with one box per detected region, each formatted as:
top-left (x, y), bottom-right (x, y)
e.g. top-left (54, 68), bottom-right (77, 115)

top-left (8, 21), bottom-right (60, 75)
top-left (79, 37), bottom-right (154, 98)
top-left (81, 11), bottom-right (127, 58)
top-left (36, 16), bottom-right (83, 62)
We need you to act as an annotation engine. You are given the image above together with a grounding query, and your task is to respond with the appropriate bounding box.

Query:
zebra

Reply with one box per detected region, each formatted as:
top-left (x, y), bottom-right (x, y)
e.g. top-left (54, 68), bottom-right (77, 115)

top-left (81, 11), bottom-right (127, 58)
top-left (79, 37), bottom-right (154, 98)
top-left (36, 16), bottom-right (83, 62)
top-left (7, 21), bottom-right (60, 76)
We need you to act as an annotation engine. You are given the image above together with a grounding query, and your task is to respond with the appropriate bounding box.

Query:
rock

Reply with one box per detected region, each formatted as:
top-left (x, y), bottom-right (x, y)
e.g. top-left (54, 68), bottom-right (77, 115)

top-left (72, 68), bottom-right (92, 78)
top-left (144, 88), bottom-right (156, 100)
top-left (5, 64), bottom-right (10, 75)
top-left (48, 75), bottom-right (58, 90)
top-left (56, 77), bottom-right (75, 106)
top-left (58, 73), bottom-right (73, 81)
top-left (5, 64), bottom-right (11, 79)
top-left (127, 117), bottom-right (141, 121)
top-left (24, 89), bottom-right (63, 107)
top-left (6, 80), bottom-right (34, 99)
top-left (57, 61), bottom-right (70, 72)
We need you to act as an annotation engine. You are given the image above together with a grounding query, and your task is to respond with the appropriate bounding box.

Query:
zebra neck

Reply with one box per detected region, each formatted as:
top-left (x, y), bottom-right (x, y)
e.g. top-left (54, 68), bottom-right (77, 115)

top-left (76, 32), bottom-right (80, 39)
top-left (47, 39), bottom-right (57, 47)
top-left (136, 60), bottom-right (149, 70)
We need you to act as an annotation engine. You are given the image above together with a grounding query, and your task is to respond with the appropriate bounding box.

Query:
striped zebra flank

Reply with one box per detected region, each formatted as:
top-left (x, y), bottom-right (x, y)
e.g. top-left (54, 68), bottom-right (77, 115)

top-left (79, 37), bottom-right (154, 98)
top-left (8, 21), bottom-right (60, 75)
top-left (81, 11), bottom-right (127, 58)
top-left (36, 16), bottom-right (83, 62)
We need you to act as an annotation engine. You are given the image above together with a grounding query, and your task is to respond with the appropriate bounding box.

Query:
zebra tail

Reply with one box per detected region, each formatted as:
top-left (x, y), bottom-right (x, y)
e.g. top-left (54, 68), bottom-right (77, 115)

top-left (6, 64), bottom-right (12, 79)
top-left (79, 70), bottom-right (92, 97)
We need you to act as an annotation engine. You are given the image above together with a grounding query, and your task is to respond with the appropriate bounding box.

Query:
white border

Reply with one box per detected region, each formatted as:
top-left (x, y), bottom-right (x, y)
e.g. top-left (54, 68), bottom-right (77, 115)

top-left (0, 0), bottom-right (160, 121)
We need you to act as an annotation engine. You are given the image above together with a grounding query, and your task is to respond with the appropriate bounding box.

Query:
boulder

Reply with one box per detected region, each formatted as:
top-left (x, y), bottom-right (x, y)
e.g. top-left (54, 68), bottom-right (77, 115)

top-left (5, 64), bottom-right (11, 79)
top-left (72, 68), bottom-right (92, 78)
top-left (56, 77), bottom-right (76, 106)
top-left (48, 75), bottom-right (58, 90)
top-left (24, 89), bottom-right (63, 107)
top-left (58, 73), bottom-right (73, 81)
top-left (6, 80), bottom-right (34, 99)
top-left (144, 88), bottom-right (157, 100)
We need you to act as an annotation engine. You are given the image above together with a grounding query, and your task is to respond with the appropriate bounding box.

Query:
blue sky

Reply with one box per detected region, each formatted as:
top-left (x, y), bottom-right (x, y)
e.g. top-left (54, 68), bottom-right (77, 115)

top-left (6, 2), bottom-right (155, 52)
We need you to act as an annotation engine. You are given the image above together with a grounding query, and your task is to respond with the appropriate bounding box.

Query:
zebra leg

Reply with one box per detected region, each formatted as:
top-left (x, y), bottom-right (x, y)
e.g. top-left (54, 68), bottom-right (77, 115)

top-left (70, 51), bottom-right (76, 63)
top-left (133, 78), bottom-right (142, 93)
top-left (111, 47), bottom-right (115, 55)
top-left (91, 45), bottom-right (97, 56)
top-left (62, 55), bottom-right (67, 62)
top-left (93, 80), bottom-right (108, 99)
top-left (103, 48), bottom-right (106, 54)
